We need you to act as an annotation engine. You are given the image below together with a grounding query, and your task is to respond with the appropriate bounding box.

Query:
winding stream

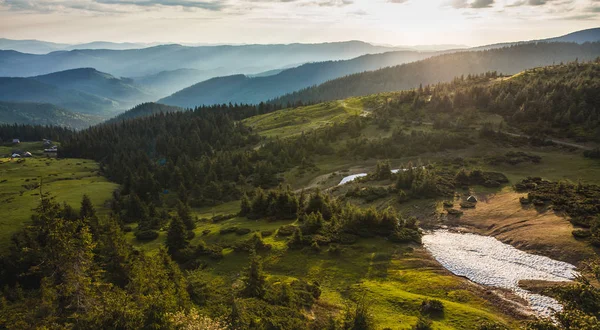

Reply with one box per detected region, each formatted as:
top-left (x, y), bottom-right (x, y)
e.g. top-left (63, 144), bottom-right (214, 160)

top-left (422, 230), bottom-right (578, 318)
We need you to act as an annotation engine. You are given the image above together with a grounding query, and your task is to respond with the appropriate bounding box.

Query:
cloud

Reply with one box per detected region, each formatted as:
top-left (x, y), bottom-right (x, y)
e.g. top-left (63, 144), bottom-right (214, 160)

top-left (0, 0), bottom-right (228, 13)
top-left (471, 0), bottom-right (493, 8)
top-left (388, 0), bottom-right (409, 3)
top-left (96, 0), bottom-right (226, 10)
top-left (507, 0), bottom-right (568, 6)
top-left (448, 0), bottom-right (494, 9)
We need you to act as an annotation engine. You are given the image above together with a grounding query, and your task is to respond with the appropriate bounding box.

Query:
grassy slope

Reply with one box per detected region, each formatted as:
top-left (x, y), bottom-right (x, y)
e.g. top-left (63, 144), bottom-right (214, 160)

top-left (129, 200), bottom-right (518, 329)
top-left (0, 153), bottom-right (117, 250)
top-left (243, 98), bottom-right (367, 138)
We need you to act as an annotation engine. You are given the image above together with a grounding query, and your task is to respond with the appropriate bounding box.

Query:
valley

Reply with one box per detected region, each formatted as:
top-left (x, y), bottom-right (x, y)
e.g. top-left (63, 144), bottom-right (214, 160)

top-left (1, 27), bottom-right (600, 330)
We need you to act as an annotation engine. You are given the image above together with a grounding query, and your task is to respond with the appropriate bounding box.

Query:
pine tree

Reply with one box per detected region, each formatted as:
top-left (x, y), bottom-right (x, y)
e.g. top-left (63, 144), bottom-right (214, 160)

top-left (166, 216), bottom-right (188, 256)
top-left (242, 253), bottom-right (266, 298)
top-left (240, 193), bottom-right (252, 217)
top-left (176, 201), bottom-right (195, 230)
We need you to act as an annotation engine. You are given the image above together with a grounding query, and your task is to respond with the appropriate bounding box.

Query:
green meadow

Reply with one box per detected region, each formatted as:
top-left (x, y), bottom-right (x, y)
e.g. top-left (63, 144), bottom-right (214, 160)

top-left (0, 156), bottom-right (117, 250)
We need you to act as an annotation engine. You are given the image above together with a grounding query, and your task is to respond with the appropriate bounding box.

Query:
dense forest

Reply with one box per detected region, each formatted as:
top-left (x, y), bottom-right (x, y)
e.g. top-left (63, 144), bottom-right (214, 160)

top-left (271, 42), bottom-right (600, 107)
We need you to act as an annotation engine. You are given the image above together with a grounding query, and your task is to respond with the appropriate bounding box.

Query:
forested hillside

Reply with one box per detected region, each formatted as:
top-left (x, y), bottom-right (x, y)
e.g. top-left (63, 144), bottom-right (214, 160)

top-left (0, 77), bottom-right (119, 115)
top-left (272, 42), bottom-right (600, 105)
top-left (159, 51), bottom-right (437, 107)
top-left (108, 102), bottom-right (184, 122)
top-left (0, 101), bottom-right (102, 129)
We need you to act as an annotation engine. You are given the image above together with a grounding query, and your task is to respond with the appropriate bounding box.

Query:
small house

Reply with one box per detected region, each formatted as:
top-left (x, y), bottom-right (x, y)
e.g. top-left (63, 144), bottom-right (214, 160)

top-left (12, 139), bottom-right (20, 144)
top-left (467, 195), bottom-right (478, 203)
top-left (23, 152), bottom-right (33, 158)
top-left (11, 153), bottom-right (21, 158)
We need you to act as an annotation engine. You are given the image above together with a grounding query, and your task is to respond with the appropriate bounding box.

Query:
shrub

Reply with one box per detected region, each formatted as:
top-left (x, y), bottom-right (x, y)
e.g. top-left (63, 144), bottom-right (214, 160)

top-left (413, 317), bottom-right (432, 330)
top-left (135, 229), bottom-right (159, 241)
top-left (420, 299), bottom-right (444, 316)
top-left (236, 228), bottom-right (252, 235)
top-left (442, 201), bottom-right (454, 208)
top-left (277, 225), bottom-right (297, 236)
top-left (389, 228), bottom-right (421, 244)
top-left (310, 241), bottom-right (321, 253)
top-left (446, 209), bottom-right (463, 216)
top-left (327, 244), bottom-right (342, 256)
top-left (219, 226), bottom-right (238, 235)
top-left (572, 229), bottom-right (592, 239)
top-left (202, 229), bottom-right (211, 235)
top-left (477, 322), bottom-right (509, 330)
top-left (338, 233), bottom-right (359, 245)
top-left (261, 230), bottom-right (273, 237)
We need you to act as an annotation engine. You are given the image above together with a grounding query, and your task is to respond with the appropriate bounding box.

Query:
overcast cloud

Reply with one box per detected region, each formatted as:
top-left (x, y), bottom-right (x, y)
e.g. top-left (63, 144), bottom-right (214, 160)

top-left (0, 0), bottom-right (597, 46)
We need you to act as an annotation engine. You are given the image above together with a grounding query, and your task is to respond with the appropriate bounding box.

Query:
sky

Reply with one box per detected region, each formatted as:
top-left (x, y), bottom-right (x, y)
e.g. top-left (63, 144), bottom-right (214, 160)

top-left (0, 0), bottom-right (598, 47)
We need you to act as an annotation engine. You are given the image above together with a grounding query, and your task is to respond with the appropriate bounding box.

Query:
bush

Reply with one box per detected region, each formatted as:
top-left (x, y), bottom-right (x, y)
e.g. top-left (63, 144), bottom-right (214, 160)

top-left (202, 229), bottom-right (211, 235)
top-left (572, 229), bottom-right (592, 239)
top-left (446, 209), bottom-right (463, 216)
top-left (413, 317), bottom-right (432, 330)
top-left (135, 229), bottom-right (159, 241)
top-left (261, 230), bottom-right (273, 237)
top-left (338, 233), bottom-right (359, 245)
top-left (420, 299), bottom-right (444, 316)
top-left (389, 228), bottom-right (421, 244)
top-left (219, 227), bottom-right (238, 235)
top-left (327, 244), bottom-right (343, 256)
top-left (277, 225), bottom-right (297, 236)
top-left (236, 228), bottom-right (252, 235)
top-left (442, 201), bottom-right (454, 208)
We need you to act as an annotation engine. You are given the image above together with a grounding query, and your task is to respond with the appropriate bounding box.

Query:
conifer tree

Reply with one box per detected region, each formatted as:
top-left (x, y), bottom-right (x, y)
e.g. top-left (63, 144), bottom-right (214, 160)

top-left (166, 216), bottom-right (188, 256)
top-left (242, 253), bottom-right (266, 299)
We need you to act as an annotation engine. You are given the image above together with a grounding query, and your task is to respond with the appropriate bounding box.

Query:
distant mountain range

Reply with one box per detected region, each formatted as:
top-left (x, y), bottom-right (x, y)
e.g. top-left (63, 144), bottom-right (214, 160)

top-left (0, 68), bottom-right (152, 115)
top-left (0, 41), bottom-right (403, 78)
top-left (0, 101), bottom-right (102, 129)
top-left (0, 38), bottom-right (153, 54)
top-left (271, 42), bottom-right (600, 106)
top-left (474, 27), bottom-right (600, 51)
top-left (158, 51), bottom-right (440, 108)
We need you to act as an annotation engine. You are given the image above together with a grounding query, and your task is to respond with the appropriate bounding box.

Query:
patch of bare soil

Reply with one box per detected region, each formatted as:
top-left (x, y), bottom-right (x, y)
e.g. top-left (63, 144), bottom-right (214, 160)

top-left (447, 191), bottom-right (596, 265)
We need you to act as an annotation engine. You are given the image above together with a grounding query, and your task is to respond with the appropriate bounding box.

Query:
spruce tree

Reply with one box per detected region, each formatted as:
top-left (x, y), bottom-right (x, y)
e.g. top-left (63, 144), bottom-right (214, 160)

top-left (176, 201), bottom-right (195, 230)
top-left (242, 253), bottom-right (266, 299)
top-left (240, 193), bottom-right (252, 217)
top-left (166, 216), bottom-right (188, 256)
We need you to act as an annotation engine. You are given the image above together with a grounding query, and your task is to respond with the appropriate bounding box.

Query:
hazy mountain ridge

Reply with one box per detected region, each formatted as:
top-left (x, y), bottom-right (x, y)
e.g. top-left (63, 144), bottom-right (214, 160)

top-left (0, 41), bottom-right (401, 78)
top-left (158, 50), bottom-right (439, 107)
top-left (271, 42), bottom-right (600, 105)
top-left (33, 68), bottom-right (153, 106)
top-left (0, 68), bottom-right (152, 115)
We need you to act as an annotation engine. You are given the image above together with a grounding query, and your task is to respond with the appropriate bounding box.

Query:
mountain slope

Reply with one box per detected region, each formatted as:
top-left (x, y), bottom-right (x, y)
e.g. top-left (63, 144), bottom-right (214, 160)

top-left (159, 51), bottom-right (437, 107)
top-left (0, 41), bottom-right (400, 78)
top-left (132, 68), bottom-right (227, 99)
top-left (0, 101), bottom-right (102, 129)
top-left (108, 102), bottom-right (184, 122)
top-left (0, 77), bottom-right (118, 114)
top-left (545, 28), bottom-right (600, 44)
top-left (33, 68), bottom-right (152, 106)
top-left (271, 42), bottom-right (600, 105)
